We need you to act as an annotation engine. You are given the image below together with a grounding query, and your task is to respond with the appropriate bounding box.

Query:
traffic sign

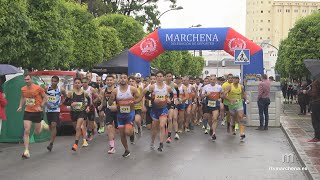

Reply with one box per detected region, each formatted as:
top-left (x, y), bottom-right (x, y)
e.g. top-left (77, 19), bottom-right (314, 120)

top-left (234, 49), bottom-right (250, 65)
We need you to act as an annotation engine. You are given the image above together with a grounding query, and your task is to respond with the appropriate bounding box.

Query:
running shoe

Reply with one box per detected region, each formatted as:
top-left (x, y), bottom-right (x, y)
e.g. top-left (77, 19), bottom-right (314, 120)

top-left (235, 123), bottom-right (239, 130)
top-left (22, 149), bottom-right (30, 159)
top-left (47, 144), bottom-right (53, 152)
top-left (204, 129), bottom-right (208, 134)
top-left (211, 134), bottom-right (216, 141)
top-left (185, 128), bottom-right (190, 132)
top-left (202, 125), bottom-right (205, 129)
top-left (108, 147), bottom-right (116, 154)
top-left (199, 119), bottom-right (202, 123)
top-left (72, 144), bottom-right (78, 151)
top-left (158, 143), bottom-right (163, 152)
top-left (82, 140), bottom-right (89, 147)
top-left (150, 143), bottom-right (155, 150)
top-left (174, 133), bottom-right (180, 140)
top-left (240, 134), bottom-right (246, 142)
top-left (122, 150), bottom-right (130, 158)
top-left (166, 137), bottom-right (172, 144)
top-left (87, 135), bottom-right (93, 142)
top-left (221, 120), bottom-right (225, 126)
top-left (100, 127), bottom-right (105, 133)
top-left (177, 130), bottom-right (183, 133)
top-left (307, 138), bottom-right (320, 143)
top-left (97, 129), bottom-right (102, 134)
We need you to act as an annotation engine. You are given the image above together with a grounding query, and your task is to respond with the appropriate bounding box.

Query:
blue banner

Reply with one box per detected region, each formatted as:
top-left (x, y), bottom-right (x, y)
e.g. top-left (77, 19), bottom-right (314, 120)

top-left (158, 28), bottom-right (229, 51)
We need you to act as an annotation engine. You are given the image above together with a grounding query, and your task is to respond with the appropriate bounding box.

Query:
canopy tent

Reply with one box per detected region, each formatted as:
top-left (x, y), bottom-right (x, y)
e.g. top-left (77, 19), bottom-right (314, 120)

top-left (93, 50), bottom-right (129, 74)
top-left (92, 49), bottom-right (158, 75)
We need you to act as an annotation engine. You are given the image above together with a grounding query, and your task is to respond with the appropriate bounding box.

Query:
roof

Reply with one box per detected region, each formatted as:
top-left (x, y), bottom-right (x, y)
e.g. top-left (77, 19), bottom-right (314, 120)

top-left (93, 49), bottom-right (128, 74)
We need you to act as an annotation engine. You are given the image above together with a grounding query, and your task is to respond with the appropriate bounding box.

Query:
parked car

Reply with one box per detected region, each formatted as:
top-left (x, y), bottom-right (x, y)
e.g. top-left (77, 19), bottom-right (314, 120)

top-left (30, 71), bottom-right (77, 130)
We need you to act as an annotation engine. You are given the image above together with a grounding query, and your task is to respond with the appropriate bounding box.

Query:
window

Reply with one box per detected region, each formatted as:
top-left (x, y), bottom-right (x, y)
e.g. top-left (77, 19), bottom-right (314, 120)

top-left (294, 9), bottom-right (298, 13)
top-left (261, 1), bottom-right (263, 4)
top-left (261, 10), bottom-right (264, 13)
top-left (261, 20), bottom-right (263, 22)
top-left (268, 28), bottom-right (270, 31)
top-left (285, 9), bottom-right (290, 13)
top-left (269, 1), bottom-right (271, 4)
top-left (267, 37), bottom-right (270, 39)
top-left (268, 20), bottom-right (271, 23)
top-left (268, 10), bottom-right (271, 13)
top-left (260, 37), bottom-right (263, 40)
top-left (260, 28), bottom-right (263, 31)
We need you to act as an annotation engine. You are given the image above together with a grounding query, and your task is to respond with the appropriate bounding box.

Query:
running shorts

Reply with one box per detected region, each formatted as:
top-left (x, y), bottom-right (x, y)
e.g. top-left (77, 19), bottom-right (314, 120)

top-left (24, 112), bottom-right (43, 123)
top-left (150, 107), bottom-right (168, 121)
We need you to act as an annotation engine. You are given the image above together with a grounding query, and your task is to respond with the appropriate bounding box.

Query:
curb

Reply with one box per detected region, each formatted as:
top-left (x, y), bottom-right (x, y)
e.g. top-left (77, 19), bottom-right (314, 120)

top-left (281, 118), bottom-right (319, 180)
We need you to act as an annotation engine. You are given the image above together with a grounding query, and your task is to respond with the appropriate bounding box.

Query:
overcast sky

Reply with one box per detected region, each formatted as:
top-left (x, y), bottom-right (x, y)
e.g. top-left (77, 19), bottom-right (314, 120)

top-left (158, 0), bottom-right (246, 35)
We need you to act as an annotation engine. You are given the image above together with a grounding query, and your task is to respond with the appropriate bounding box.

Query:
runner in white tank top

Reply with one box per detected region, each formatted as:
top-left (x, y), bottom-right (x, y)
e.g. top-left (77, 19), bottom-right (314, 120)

top-left (108, 74), bottom-right (140, 158)
top-left (142, 71), bottom-right (173, 152)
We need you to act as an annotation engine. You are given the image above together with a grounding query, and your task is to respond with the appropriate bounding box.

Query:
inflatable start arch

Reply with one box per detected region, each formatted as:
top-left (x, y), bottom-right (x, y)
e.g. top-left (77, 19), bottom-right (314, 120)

top-left (128, 27), bottom-right (263, 79)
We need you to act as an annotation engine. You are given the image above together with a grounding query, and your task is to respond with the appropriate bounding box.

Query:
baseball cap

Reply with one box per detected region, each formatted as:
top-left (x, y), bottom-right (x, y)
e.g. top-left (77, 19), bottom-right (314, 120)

top-left (233, 75), bottom-right (240, 79)
top-left (135, 73), bottom-right (142, 78)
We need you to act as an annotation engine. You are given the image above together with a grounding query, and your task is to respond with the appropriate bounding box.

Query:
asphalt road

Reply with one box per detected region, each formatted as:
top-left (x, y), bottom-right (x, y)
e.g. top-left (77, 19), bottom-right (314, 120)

top-left (0, 126), bottom-right (308, 180)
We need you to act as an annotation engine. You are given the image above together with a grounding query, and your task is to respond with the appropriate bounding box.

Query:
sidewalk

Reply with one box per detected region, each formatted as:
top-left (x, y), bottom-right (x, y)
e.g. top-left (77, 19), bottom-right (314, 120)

top-left (281, 103), bottom-right (320, 180)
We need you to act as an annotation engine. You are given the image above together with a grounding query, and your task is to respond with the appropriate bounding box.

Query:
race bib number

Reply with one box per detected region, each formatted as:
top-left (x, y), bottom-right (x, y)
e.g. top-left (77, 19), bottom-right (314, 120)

top-left (207, 100), bottom-right (216, 107)
top-left (120, 106), bottom-right (130, 113)
top-left (25, 98), bottom-right (35, 106)
top-left (155, 95), bottom-right (165, 101)
top-left (47, 96), bottom-right (57, 103)
top-left (74, 102), bottom-right (83, 110)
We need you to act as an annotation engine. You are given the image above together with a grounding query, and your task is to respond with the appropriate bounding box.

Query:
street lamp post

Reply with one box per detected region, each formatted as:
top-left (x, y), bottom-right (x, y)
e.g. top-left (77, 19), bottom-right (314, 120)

top-left (190, 24), bottom-right (202, 56)
top-left (216, 52), bottom-right (225, 76)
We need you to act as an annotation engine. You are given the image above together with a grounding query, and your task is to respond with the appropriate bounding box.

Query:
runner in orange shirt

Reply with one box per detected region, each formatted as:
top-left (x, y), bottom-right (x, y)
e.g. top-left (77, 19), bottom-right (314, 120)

top-left (17, 74), bottom-right (49, 159)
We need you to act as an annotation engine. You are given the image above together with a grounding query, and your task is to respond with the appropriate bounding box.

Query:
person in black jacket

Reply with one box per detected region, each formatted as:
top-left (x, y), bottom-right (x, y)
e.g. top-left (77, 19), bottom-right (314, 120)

top-left (298, 83), bottom-right (308, 115)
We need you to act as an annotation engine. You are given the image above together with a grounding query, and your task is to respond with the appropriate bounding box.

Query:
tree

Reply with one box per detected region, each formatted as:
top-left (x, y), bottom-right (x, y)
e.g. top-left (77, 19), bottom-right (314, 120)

top-left (66, 1), bottom-right (104, 69)
top-left (152, 51), bottom-right (183, 74)
top-left (191, 56), bottom-right (205, 77)
top-left (95, 14), bottom-right (145, 49)
top-left (97, 26), bottom-right (123, 60)
top-left (0, 0), bottom-right (31, 66)
top-left (152, 51), bottom-right (204, 76)
top-left (26, 0), bottom-right (75, 69)
top-left (276, 12), bottom-right (320, 79)
top-left (79, 0), bottom-right (178, 32)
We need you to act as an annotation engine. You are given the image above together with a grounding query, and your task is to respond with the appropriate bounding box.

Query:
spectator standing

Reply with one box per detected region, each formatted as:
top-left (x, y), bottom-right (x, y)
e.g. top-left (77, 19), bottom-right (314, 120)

top-left (256, 74), bottom-right (271, 130)
top-left (308, 79), bottom-right (320, 143)
top-left (282, 80), bottom-right (288, 103)
top-left (298, 82), bottom-right (308, 115)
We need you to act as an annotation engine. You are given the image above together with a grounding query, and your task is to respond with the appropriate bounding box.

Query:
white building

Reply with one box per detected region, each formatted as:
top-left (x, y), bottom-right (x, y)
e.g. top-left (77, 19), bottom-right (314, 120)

top-left (194, 50), bottom-right (241, 78)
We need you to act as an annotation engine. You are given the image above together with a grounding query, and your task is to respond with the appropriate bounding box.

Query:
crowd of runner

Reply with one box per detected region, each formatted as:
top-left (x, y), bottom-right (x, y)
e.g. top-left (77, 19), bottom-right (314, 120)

top-left (19, 71), bottom-right (249, 159)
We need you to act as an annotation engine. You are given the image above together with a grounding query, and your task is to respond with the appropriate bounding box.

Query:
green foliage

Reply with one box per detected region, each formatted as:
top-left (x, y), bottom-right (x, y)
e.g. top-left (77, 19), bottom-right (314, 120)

top-left (95, 14), bottom-right (145, 49)
top-left (152, 51), bottom-right (204, 76)
top-left (152, 51), bottom-right (183, 75)
top-left (66, 2), bottom-right (103, 69)
top-left (26, 0), bottom-right (75, 69)
top-left (276, 12), bottom-right (320, 79)
top-left (97, 26), bottom-right (123, 60)
top-left (0, 0), bottom-right (31, 66)
top-left (80, 0), bottom-right (178, 32)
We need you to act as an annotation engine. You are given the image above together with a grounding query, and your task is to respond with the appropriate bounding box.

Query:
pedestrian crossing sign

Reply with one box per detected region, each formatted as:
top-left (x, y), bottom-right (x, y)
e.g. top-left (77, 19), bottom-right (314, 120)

top-left (234, 49), bottom-right (250, 65)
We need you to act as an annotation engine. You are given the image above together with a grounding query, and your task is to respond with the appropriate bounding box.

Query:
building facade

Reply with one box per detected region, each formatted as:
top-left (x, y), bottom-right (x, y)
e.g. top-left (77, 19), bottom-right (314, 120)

top-left (246, 0), bottom-right (320, 47)
top-left (246, 0), bottom-right (320, 77)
